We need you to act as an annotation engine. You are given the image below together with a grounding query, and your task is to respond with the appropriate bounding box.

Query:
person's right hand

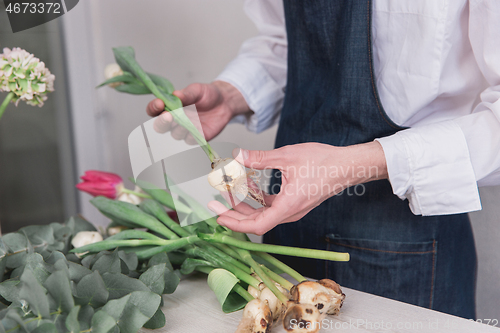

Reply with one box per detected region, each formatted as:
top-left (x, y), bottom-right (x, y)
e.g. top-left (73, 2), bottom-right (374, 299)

top-left (146, 81), bottom-right (251, 144)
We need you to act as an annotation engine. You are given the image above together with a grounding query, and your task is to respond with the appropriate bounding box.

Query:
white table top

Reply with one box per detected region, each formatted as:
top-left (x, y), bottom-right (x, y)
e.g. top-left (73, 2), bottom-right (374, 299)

top-left (142, 273), bottom-right (500, 333)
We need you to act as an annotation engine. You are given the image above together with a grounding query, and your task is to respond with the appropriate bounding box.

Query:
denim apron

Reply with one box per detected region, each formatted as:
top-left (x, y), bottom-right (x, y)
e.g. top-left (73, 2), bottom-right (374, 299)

top-left (264, 0), bottom-right (477, 319)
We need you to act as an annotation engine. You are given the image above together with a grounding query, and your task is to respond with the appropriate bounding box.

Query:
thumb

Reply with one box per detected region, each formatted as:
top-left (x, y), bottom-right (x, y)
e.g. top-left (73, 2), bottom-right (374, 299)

top-left (173, 83), bottom-right (204, 106)
top-left (232, 148), bottom-right (286, 170)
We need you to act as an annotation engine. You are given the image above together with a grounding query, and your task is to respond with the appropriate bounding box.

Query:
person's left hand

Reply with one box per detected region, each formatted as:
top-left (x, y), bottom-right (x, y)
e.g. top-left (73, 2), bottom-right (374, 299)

top-left (207, 141), bottom-right (388, 235)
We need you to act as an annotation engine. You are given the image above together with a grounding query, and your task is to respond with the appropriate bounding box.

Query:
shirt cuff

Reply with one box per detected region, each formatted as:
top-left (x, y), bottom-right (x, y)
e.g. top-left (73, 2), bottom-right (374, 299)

top-left (215, 58), bottom-right (283, 133)
top-left (376, 121), bottom-right (482, 216)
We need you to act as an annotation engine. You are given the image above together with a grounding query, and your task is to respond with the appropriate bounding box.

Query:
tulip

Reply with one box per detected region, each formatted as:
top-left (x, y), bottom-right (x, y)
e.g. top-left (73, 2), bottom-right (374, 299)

top-left (76, 170), bottom-right (124, 199)
top-left (104, 63), bottom-right (123, 88)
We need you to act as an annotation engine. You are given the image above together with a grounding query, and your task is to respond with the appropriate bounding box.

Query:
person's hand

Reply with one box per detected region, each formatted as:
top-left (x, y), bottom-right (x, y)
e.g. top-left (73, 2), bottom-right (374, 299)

top-left (207, 141), bottom-right (388, 235)
top-left (146, 81), bottom-right (251, 144)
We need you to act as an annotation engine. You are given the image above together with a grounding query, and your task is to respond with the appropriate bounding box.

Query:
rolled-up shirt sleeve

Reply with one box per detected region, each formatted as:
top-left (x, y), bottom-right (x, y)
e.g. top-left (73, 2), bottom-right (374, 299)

top-left (215, 0), bottom-right (287, 133)
top-left (376, 0), bottom-right (500, 216)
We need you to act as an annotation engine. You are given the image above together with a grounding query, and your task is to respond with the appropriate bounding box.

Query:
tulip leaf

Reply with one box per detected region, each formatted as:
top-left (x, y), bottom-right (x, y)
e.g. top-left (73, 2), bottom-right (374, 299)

top-left (90, 197), bottom-right (174, 239)
top-left (115, 83), bottom-right (151, 95)
top-left (96, 72), bottom-right (139, 88)
top-left (147, 72), bottom-right (174, 94)
top-left (180, 258), bottom-right (214, 275)
top-left (222, 292), bottom-right (248, 314)
top-left (207, 269), bottom-right (240, 311)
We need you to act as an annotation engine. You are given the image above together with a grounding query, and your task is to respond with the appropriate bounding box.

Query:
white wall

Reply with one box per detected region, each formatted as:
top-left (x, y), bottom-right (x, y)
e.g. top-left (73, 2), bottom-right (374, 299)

top-left (62, 0), bottom-right (499, 319)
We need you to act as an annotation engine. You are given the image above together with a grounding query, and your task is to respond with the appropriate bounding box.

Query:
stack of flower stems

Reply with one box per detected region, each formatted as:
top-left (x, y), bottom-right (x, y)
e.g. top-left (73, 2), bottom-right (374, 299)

top-left (72, 184), bottom-right (349, 305)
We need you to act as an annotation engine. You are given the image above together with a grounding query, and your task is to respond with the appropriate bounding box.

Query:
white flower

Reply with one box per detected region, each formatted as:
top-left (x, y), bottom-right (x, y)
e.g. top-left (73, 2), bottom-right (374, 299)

top-left (117, 192), bottom-right (142, 205)
top-left (117, 186), bottom-right (145, 205)
top-left (104, 63), bottom-right (123, 88)
top-left (71, 231), bottom-right (103, 257)
top-left (0, 47), bottom-right (55, 107)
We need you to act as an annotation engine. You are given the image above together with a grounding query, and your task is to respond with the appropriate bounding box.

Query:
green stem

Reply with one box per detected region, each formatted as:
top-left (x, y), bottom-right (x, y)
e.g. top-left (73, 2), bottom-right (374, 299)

top-left (121, 188), bottom-right (152, 199)
top-left (259, 265), bottom-right (294, 290)
top-left (71, 235), bottom-right (199, 253)
top-left (139, 199), bottom-right (251, 273)
top-left (254, 252), bottom-right (306, 283)
top-left (194, 266), bottom-right (215, 275)
top-left (232, 283), bottom-right (255, 302)
top-left (124, 56), bottom-right (219, 162)
top-left (0, 92), bottom-right (14, 122)
top-left (201, 243), bottom-right (251, 274)
top-left (187, 247), bottom-right (259, 289)
top-left (235, 248), bottom-right (289, 304)
top-left (199, 233), bottom-right (350, 262)
top-left (106, 229), bottom-right (163, 241)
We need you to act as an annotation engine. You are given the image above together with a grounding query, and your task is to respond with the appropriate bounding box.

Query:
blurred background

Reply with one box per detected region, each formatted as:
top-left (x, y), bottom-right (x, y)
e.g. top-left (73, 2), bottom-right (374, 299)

top-left (0, 0), bottom-right (498, 319)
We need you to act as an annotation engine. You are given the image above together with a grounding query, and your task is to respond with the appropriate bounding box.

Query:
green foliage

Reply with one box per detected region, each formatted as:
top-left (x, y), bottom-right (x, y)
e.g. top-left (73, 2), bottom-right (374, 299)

top-left (0, 217), bottom-right (180, 333)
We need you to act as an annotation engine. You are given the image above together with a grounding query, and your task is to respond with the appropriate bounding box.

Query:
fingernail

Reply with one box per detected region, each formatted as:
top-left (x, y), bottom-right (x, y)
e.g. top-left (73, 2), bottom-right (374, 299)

top-left (154, 99), bottom-right (163, 111)
top-left (233, 148), bottom-right (248, 162)
top-left (217, 219), bottom-right (226, 227)
top-left (207, 202), bottom-right (218, 214)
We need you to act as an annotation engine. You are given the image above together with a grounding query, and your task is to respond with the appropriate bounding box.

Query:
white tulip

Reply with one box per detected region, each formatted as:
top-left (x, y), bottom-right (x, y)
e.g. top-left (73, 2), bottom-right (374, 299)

top-left (104, 63), bottom-right (124, 88)
top-left (117, 192), bottom-right (142, 205)
top-left (71, 231), bottom-right (103, 258)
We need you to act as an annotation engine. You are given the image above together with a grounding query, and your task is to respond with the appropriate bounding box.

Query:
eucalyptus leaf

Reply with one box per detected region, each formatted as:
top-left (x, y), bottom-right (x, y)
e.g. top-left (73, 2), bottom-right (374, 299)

top-left (0, 280), bottom-right (20, 304)
top-left (117, 251), bottom-right (138, 271)
top-left (142, 307), bottom-right (165, 330)
top-left (31, 323), bottom-right (57, 333)
top-left (44, 270), bottom-right (74, 313)
top-left (18, 225), bottom-right (54, 247)
top-left (148, 252), bottom-right (173, 272)
top-left (139, 264), bottom-right (166, 295)
top-left (19, 269), bottom-right (50, 318)
top-left (75, 271), bottom-right (108, 308)
top-left (68, 262), bottom-right (92, 283)
top-left (92, 252), bottom-right (121, 274)
top-left (91, 310), bottom-right (116, 333)
top-left (163, 269), bottom-right (180, 294)
top-left (101, 273), bottom-right (149, 300)
top-left (77, 305), bottom-right (94, 331)
top-left (12, 253), bottom-right (51, 284)
top-left (117, 291), bottom-right (161, 333)
top-left (65, 306), bottom-right (80, 333)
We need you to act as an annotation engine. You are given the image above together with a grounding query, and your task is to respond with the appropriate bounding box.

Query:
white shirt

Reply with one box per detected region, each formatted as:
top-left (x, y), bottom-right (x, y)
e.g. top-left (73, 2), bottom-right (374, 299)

top-left (216, 0), bottom-right (500, 216)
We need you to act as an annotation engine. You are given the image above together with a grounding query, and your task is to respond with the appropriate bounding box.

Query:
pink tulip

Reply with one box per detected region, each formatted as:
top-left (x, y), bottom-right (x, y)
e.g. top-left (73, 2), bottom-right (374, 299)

top-left (76, 170), bottom-right (124, 199)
